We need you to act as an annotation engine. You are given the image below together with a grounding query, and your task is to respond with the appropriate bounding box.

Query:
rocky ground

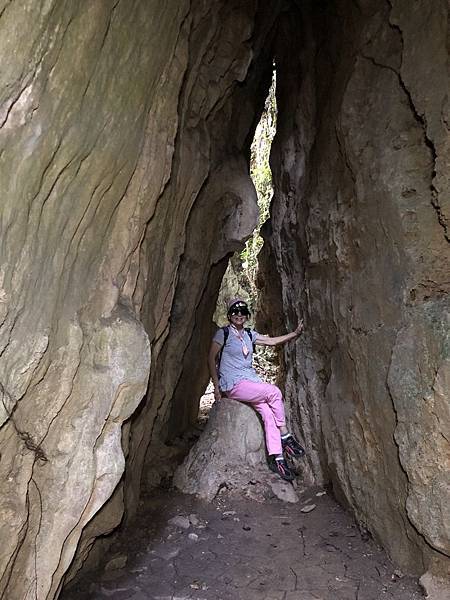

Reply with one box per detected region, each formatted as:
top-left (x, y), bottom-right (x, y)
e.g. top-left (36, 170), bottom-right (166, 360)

top-left (62, 485), bottom-right (424, 600)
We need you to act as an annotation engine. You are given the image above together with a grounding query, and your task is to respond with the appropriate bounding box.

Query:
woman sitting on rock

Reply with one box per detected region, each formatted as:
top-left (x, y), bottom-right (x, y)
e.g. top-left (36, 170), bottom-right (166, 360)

top-left (208, 298), bottom-right (305, 481)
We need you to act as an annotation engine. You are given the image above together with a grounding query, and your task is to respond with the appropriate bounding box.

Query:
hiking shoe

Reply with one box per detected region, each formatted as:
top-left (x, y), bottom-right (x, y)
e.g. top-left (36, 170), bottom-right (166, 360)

top-left (269, 456), bottom-right (295, 481)
top-left (282, 434), bottom-right (305, 458)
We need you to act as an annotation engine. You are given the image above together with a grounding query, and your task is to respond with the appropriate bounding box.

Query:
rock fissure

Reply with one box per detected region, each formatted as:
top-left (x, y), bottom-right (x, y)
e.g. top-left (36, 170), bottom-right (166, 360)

top-left (80, 1), bottom-right (122, 104)
top-left (31, 477), bottom-right (44, 598)
top-left (335, 126), bottom-right (357, 186)
top-left (387, 0), bottom-right (449, 246)
top-left (18, 428), bottom-right (48, 463)
top-left (1, 395), bottom-right (50, 465)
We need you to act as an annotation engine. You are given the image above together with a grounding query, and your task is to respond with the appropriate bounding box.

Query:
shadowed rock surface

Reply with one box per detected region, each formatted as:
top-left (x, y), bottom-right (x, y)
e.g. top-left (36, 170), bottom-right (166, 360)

top-left (0, 0), bottom-right (448, 598)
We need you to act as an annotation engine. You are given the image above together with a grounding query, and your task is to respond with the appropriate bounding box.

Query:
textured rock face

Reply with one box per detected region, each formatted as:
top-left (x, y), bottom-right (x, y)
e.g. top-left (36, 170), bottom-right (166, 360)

top-left (259, 0), bottom-right (449, 578)
top-left (0, 1), bottom-right (281, 598)
top-left (174, 399), bottom-right (299, 504)
top-left (174, 400), bottom-right (267, 501)
top-left (0, 0), bottom-right (448, 596)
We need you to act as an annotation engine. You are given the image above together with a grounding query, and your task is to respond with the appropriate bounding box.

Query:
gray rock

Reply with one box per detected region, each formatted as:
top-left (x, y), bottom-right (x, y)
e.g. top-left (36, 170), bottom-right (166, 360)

top-left (104, 554), bottom-right (128, 571)
top-left (189, 514), bottom-right (200, 526)
top-left (300, 504), bottom-right (316, 513)
top-left (168, 515), bottom-right (191, 530)
top-left (269, 479), bottom-right (299, 504)
top-left (419, 572), bottom-right (450, 599)
top-left (153, 545), bottom-right (181, 561)
top-left (174, 400), bottom-right (278, 501)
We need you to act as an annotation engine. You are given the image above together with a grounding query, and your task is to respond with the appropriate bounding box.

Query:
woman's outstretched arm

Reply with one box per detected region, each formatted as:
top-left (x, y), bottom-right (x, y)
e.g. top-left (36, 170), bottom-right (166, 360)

top-left (255, 319), bottom-right (304, 347)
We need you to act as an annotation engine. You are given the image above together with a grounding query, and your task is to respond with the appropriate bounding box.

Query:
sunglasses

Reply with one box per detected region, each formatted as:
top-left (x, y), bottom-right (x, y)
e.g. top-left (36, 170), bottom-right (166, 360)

top-left (229, 308), bottom-right (250, 316)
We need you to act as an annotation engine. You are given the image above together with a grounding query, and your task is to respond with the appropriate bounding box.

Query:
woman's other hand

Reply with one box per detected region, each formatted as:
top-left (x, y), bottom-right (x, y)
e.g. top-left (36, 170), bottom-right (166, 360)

top-left (214, 386), bottom-right (222, 402)
top-left (255, 319), bottom-right (304, 347)
top-left (294, 319), bottom-right (304, 336)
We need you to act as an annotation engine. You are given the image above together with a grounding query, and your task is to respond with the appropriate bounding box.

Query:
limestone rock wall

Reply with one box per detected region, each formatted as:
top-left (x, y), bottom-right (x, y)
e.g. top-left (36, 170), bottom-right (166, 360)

top-left (0, 1), bottom-right (281, 598)
top-left (259, 0), bottom-right (449, 577)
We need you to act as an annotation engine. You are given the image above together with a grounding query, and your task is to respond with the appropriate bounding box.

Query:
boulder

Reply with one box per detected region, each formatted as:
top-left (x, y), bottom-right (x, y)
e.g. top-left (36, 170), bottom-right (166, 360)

top-left (420, 572), bottom-right (450, 600)
top-left (174, 399), bottom-right (299, 503)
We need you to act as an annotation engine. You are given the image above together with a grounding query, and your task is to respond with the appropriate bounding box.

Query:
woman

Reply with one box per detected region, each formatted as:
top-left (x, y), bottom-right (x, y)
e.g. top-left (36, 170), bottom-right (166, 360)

top-left (208, 298), bottom-right (305, 481)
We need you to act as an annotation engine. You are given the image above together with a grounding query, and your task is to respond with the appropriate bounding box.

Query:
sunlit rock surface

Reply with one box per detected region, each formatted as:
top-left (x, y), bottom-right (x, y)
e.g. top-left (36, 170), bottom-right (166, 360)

top-left (0, 1), bottom-right (279, 597)
top-left (259, 0), bottom-right (449, 579)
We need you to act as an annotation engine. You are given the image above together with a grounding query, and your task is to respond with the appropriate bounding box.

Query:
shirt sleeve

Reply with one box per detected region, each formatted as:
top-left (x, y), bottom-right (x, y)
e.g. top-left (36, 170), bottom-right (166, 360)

top-left (212, 328), bottom-right (225, 346)
top-left (251, 329), bottom-right (261, 342)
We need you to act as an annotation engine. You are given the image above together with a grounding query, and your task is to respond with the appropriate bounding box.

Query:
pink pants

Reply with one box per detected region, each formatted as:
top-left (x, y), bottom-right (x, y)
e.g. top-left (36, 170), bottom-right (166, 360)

top-left (227, 379), bottom-right (286, 455)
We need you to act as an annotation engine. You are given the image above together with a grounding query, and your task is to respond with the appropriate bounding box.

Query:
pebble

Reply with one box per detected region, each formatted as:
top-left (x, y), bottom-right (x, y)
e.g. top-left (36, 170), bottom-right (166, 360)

top-left (391, 569), bottom-right (404, 580)
top-left (190, 580), bottom-right (208, 590)
top-left (300, 504), bottom-right (316, 513)
top-left (130, 566), bottom-right (148, 573)
top-left (168, 515), bottom-right (190, 529)
top-left (188, 533), bottom-right (199, 541)
top-left (100, 585), bottom-right (130, 596)
top-left (154, 545), bottom-right (180, 560)
top-left (104, 555), bottom-right (127, 571)
top-left (189, 514), bottom-right (200, 526)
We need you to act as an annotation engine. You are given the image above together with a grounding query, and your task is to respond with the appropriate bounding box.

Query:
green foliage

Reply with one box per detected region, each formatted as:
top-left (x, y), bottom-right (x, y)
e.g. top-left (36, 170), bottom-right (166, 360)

top-left (215, 72), bottom-right (276, 322)
top-left (239, 72), bottom-right (277, 304)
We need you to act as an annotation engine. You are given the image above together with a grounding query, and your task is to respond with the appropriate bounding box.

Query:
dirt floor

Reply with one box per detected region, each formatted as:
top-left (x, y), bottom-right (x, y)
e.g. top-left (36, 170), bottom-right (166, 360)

top-left (62, 484), bottom-right (424, 600)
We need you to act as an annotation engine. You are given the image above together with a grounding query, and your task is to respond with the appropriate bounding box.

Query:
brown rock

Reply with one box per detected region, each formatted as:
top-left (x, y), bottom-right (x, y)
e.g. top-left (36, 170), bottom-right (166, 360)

top-left (259, 0), bottom-right (450, 578)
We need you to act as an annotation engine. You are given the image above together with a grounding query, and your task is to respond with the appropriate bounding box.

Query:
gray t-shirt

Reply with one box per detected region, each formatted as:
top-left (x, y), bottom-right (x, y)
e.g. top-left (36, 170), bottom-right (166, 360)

top-left (213, 326), bottom-right (262, 392)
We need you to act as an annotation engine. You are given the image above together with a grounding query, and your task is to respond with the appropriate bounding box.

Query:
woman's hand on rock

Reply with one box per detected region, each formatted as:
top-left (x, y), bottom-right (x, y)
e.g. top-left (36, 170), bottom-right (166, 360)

top-left (214, 387), bottom-right (222, 402)
top-left (294, 319), bottom-right (304, 336)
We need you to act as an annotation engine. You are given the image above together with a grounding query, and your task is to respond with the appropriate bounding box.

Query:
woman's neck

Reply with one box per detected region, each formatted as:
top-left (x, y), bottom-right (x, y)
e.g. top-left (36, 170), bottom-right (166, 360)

top-left (231, 323), bottom-right (244, 331)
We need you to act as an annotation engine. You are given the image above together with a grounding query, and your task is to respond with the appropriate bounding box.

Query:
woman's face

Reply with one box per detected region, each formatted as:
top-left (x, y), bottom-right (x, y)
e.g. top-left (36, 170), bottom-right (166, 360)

top-left (229, 310), bottom-right (248, 327)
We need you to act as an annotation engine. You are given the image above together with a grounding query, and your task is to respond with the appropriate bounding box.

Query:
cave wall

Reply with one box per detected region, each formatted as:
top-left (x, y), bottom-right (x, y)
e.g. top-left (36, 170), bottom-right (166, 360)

top-left (0, 1), bottom-right (281, 598)
top-left (260, 0), bottom-right (449, 577)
